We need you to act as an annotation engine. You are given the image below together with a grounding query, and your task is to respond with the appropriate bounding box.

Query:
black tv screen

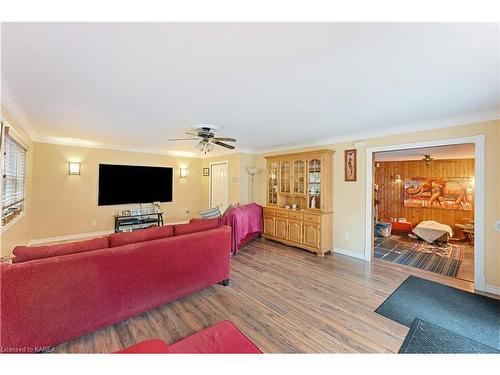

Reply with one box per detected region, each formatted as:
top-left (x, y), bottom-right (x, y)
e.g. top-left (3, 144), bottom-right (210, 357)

top-left (98, 164), bottom-right (173, 206)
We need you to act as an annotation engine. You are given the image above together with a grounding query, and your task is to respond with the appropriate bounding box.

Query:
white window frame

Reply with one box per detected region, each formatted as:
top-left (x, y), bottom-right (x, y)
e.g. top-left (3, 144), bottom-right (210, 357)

top-left (1, 121), bottom-right (28, 233)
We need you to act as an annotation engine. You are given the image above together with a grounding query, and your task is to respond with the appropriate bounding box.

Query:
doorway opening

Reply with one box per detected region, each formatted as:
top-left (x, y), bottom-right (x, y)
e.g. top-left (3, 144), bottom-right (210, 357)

top-left (365, 136), bottom-right (485, 291)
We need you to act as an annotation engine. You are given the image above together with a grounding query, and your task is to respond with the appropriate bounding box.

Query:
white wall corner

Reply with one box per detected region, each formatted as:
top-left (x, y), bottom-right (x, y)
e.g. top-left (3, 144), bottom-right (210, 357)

top-left (1, 75), bottom-right (39, 141)
top-left (333, 247), bottom-right (365, 260)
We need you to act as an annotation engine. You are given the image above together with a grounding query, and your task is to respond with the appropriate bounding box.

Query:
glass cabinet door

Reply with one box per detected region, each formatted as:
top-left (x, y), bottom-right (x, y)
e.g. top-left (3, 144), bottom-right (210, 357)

top-left (307, 158), bottom-right (321, 209)
top-left (293, 159), bottom-right (305, 195)
top-left (268, 161), bottom-right (278, 204)
top-left (280, 160), bottom-right (291, 193)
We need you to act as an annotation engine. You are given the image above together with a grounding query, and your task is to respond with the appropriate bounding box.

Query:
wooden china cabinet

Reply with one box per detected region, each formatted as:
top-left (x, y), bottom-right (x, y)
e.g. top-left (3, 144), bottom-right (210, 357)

top-left (263, 150), bottom-right (334, 256)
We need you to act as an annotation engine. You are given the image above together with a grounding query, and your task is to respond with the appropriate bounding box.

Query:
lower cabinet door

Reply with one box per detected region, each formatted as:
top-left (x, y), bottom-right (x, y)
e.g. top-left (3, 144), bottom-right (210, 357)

top-left (263, 216), bottom-right (275, 236)
top-left (303, 222), bottom-right (321, 249)
top-left (275, 217), bottom-right (288, 240)
top-left (288, 219), bottom-right (303, 244)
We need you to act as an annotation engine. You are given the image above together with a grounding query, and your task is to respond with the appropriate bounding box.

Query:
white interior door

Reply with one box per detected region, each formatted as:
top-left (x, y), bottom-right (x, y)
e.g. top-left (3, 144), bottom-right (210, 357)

top-left (210, 162), bottom-right (229, 209)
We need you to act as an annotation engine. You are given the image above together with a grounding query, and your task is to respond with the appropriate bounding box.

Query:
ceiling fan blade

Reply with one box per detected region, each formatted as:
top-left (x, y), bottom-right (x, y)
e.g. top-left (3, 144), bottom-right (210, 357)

top-left (212, 140), bottom-right (235, 149)
top-left (185, 131), bottom-right (199, 136)
top-left (212, 137), bottom-right (236, 142)
top-left (168, 138), bottom-right (199, 141)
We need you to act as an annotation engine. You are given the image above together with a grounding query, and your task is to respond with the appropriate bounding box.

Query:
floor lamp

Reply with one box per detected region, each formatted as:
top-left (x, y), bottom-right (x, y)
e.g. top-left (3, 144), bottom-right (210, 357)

top-left (246, 167), bottom-right (259, 202)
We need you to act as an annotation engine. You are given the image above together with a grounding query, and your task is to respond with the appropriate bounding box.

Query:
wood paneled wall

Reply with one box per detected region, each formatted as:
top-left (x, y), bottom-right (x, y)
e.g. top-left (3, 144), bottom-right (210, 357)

top-left (374, 159), bottom-right (474, 228)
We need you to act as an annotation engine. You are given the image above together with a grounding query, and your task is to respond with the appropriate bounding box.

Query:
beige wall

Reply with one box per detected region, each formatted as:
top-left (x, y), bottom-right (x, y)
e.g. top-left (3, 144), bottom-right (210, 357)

top-left (254, 120), bottom-right (500, 288)
top-left (0, 103), bottom-right (34, 257)
top-left (29, 143), bottom-right (204, 241)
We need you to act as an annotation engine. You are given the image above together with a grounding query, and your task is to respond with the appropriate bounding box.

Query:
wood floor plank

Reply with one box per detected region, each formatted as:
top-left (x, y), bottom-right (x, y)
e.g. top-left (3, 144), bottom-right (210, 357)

top-left (52, 238), bottom-right (478, 353)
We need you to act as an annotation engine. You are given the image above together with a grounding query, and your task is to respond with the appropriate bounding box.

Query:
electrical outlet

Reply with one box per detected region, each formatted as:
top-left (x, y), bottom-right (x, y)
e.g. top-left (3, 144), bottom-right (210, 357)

top-left (91, 220), bottom-right (97, 226)
top-left (344, 232), bottom-right (350, 241)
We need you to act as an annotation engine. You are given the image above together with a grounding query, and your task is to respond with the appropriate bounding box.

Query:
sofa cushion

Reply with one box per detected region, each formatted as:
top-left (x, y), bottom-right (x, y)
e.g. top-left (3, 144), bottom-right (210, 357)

top-left (167, 320), bottom-right (262, 354)
top-left (109, 225), bottom-right (174, 248)
top-left (13, 237), bottom-right (109, 263)
top-left (174, 218), bottom-right (220, 236)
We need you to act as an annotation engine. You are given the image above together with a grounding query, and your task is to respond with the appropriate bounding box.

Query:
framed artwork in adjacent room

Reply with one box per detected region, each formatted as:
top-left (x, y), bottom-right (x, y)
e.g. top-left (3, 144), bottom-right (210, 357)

top-left (344, 149), bottom-right (357, 181)
top-left (203, 167), bottom-right (210, 176)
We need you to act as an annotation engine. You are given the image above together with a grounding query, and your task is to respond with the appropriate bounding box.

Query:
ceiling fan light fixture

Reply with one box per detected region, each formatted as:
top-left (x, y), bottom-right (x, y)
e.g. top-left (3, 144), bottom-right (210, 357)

top-left (196, 139), bottom-right (215, 154)
top-left (422, 154), bottom-right (434, 166)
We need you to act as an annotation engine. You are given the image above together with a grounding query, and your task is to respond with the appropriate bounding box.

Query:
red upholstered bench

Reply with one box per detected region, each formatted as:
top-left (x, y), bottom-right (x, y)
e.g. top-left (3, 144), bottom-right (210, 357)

top-left (116, 320), bottom-right (262, 354)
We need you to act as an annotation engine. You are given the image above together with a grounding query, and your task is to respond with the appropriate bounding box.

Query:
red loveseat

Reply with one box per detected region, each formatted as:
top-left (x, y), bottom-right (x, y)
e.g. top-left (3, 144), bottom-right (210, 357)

top-left (0, 219), bottom-right (231, 353)
top-left (117, 320), bottom-right (262, 354)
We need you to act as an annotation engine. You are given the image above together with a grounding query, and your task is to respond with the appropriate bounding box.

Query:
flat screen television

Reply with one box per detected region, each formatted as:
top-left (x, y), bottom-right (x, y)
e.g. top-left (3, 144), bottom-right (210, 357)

top-left (98, 164), bottom-right (173, 206)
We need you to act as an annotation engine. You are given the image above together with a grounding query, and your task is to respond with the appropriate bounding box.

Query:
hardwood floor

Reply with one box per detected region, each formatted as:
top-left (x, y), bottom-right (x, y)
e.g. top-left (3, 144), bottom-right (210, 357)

top-left (53, 238), bottom-right (478, 353)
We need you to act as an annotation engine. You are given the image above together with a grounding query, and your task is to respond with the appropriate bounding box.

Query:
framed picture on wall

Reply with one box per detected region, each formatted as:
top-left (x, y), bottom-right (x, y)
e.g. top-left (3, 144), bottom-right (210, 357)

top-left (203, 167), bottom-right (210, 176)
top-left (344, 149), bottom-right (357, 182)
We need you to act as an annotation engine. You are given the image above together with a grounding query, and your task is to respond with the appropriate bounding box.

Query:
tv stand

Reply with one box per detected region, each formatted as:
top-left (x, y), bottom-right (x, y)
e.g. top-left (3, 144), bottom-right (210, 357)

top-left (114, 212), bottom-right (164, 233)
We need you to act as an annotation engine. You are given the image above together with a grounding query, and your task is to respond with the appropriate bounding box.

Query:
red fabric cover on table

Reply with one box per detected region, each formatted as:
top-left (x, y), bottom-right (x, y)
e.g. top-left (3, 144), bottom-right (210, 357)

top-left (109, 225), bottom-right (174, 247)
top-left (12, 236), bottom-right (109, 264)
top-left (116, 321), bottom-right (262, 354)
top-left (220, 203), bottom-right (263, 255)
top-left (167, 320), bottom-right (262, 354)
top-left (116, 339), bottom-right (169, 354)
top-left (174, 218), bottom-right (220, 236)
top-left (1, 226), bottom-right (231, 353)
top-left (391, 221), bottom-right (414, 235)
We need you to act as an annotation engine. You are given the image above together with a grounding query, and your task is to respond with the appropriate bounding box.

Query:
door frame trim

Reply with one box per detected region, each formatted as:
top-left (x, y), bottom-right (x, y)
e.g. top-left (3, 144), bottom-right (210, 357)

top-left (208, 160), bottom-right (229, 209)
top-left (364, 135), bottom-right (486, 291)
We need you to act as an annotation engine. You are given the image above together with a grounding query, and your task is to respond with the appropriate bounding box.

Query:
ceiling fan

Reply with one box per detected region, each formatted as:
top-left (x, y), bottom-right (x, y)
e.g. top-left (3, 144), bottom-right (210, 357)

top-left (422, 154), bottom-right (434, 166)
top-left (168, 124), bottom-right (236, 154)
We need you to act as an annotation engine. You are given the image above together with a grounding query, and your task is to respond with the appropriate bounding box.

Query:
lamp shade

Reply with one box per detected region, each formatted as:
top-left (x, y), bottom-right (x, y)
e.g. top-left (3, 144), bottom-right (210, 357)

top-left (246, 167), bottom-right (259, 175)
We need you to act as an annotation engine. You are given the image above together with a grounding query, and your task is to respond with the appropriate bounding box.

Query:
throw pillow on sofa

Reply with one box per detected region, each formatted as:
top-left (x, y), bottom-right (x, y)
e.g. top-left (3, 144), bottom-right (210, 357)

top-left (13, 236), bottom-right (109, 263)
top-left (199, 206), bottom-right (222, 219)
top-left (109, 225), bottom-right (174, 247)
top-left (174, 218), bottom-right (220, 236)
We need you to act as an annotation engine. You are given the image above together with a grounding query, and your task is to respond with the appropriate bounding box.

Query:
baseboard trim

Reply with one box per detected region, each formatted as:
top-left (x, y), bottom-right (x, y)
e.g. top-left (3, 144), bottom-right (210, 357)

top-left (484, 284), bottom-right (500, 296)
top-left (28, 221), bottom-right (190, 246)
top-left (333, 247), bottom-right (365, 260)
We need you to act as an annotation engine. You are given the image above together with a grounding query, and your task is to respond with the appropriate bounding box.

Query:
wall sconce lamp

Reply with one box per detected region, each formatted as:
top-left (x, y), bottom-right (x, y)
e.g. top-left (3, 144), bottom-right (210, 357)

top-left (179, 167), bottom-right (188, 178)
top-left (68, 162), bottom-right (81, 175)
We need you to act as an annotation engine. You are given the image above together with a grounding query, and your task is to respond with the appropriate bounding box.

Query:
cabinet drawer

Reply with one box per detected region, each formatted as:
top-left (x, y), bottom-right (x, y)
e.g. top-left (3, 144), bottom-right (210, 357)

top-left (288, 211), bottom-right (303, 220)
top-left (303, 213), bottom-right (321, 223)
top-left (263, 208), bottom-right (275, 217)
top-left (275, 210), bottom-right (288, 218)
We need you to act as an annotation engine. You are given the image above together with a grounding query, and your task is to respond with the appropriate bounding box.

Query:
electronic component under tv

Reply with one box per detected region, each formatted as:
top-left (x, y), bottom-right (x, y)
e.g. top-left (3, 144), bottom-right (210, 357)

top-left (98, 164), bottom-right (173, 206)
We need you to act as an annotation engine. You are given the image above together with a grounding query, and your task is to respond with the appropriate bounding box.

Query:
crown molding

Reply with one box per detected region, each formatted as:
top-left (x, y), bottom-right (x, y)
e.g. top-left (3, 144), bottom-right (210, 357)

top-left (253, 109), bottom-right (499, 155)
top-left (36, 137), bottom-right (254, 159)
top-left (1, 75), bottom-right (39, 140)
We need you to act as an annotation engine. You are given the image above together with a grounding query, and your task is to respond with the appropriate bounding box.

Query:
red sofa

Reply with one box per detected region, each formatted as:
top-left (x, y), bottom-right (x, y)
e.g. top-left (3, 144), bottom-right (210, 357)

top-left (0, 219), bottom-right (231, 353)
top-left (117, 320), bottom-right (262, 354)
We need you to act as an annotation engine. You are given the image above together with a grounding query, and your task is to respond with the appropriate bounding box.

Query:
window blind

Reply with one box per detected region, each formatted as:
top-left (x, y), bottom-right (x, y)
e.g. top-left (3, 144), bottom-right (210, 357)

top-left (2, 128), bottom-right (26, 223)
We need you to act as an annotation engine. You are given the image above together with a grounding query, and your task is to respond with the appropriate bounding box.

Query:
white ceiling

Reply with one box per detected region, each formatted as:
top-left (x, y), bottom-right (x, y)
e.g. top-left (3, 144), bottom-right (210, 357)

top-left (374, 143), bottom-right (475, 161)
top-left (1, 23), bottom-right (499, 156)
